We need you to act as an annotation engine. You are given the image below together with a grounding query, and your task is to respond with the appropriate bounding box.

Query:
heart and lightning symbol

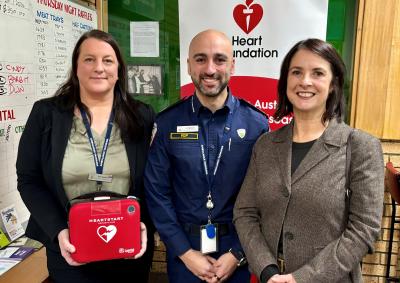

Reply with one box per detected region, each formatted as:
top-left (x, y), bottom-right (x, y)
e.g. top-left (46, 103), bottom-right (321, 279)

top-left (233, 0), bottom-right (263, 34)
top-left (97, 225), bottom-right (117, 243)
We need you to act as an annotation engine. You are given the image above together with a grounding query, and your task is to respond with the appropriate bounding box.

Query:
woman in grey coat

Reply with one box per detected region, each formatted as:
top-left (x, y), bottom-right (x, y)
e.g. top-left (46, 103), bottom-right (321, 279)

top-left (233, 39), bottom-right (384, 283)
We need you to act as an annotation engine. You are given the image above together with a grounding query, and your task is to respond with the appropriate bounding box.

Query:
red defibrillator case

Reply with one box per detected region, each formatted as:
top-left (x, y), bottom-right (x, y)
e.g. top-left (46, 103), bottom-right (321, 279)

top-left (68, 196), bottom-right (141, 263)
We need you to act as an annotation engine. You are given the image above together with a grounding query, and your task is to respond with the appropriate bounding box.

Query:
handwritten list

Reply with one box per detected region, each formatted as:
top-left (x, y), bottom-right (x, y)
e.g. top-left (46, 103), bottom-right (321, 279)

top-left (0, 0), bottom-right (97, 223)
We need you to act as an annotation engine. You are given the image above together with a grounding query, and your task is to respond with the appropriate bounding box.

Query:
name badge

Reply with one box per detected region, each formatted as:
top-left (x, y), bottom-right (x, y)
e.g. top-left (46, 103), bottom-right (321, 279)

top-left (200, 224), bottom-right (218, 254)
top-left (170, 132), bottom-right (198, 140)
top-left (177, 125), bottom-right (198, 133)
top-left (88, 173), bottom-right (113, 183)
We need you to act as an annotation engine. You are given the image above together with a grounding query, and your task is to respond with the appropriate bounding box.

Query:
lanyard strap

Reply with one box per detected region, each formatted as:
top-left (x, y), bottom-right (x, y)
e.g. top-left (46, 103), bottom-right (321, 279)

top-left (193, 95), bottom-right (236, 223)
top-left (197, 98), bottom-right (235, 187)
top-left (79, 106), bottom-right (115, 185)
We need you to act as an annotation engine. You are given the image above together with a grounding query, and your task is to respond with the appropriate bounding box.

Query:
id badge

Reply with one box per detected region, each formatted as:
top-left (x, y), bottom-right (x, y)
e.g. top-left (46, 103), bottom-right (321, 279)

top-left (88, 173), bottom-right (113, 183)
top-left (200, 224), bottom-right (218, 254)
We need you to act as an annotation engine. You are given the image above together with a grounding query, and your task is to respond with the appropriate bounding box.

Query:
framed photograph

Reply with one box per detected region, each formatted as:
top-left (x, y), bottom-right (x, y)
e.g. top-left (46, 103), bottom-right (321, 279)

top-left (127, 64), bottom-right (163, 96)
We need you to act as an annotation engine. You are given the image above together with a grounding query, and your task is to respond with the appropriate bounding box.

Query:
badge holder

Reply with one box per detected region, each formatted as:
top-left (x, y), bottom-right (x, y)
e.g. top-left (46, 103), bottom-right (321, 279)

top-left (200, 223), bottom-right (218, 254)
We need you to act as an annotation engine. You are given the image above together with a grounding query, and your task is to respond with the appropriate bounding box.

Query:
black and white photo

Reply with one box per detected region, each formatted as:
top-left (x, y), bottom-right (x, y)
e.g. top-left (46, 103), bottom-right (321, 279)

top-left (127, 64), bottom-right (163, 96)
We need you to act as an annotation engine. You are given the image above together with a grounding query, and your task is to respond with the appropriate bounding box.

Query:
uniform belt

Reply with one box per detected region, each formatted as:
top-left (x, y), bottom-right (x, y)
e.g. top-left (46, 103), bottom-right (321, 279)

top-left (183, 223), bottom-right (231, 236)
top-left (277, 256), bottom-right (285, 273)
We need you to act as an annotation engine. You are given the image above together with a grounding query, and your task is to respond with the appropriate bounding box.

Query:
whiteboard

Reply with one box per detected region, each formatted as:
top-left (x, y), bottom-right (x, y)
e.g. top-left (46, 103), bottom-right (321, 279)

top-left (0, 0), bottom-right (97, 224)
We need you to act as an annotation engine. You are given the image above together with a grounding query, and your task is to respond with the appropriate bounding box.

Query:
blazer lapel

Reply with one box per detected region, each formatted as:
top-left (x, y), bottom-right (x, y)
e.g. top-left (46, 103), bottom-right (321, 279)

top-left (291, 138), bottom-right (330, 185)
top-left (291, 119), bottom-right (346, 185)
top-left (272, 124), bottom-right (293, 194)
top-left (51, 109), bottom-right (73, 210)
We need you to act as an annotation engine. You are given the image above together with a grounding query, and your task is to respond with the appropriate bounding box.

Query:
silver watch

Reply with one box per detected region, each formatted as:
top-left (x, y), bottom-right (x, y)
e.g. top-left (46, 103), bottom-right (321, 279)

top-left (229, 248), bottom-right (247, 267)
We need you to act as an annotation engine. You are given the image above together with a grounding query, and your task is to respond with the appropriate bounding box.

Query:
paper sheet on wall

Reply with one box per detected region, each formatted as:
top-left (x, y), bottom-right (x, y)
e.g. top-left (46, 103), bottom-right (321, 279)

top-left (130, 21), bottom-right (159, 57)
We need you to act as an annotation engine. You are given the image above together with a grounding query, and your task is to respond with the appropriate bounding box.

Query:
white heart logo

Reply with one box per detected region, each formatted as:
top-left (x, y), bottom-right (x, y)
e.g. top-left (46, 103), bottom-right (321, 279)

top-left (97, 225), bottom-right (117, 243)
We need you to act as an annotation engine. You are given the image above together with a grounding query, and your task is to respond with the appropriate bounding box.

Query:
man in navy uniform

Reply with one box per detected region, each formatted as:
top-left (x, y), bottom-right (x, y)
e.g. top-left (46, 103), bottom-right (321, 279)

top-left (145, 29), bottom-right (269, 283)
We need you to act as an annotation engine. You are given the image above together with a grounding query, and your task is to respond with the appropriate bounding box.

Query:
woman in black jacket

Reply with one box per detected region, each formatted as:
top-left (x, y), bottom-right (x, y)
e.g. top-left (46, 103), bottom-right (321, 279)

top-left (16, 29), bottom-right (155, 283)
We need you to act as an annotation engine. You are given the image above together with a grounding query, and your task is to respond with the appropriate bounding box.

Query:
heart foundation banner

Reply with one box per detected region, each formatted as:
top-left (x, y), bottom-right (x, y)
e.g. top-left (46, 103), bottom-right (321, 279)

top-left (179, 0), bottom-right (329, 130)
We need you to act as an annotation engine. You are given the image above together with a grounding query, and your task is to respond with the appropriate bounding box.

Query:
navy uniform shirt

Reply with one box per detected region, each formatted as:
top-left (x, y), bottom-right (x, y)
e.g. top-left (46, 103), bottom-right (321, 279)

top-left (144, 91), bottom-right (269, 258)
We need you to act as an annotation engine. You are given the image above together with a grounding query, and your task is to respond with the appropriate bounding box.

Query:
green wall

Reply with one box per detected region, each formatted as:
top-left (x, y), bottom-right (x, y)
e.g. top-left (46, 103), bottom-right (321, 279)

top-left (327, 0), bottom-right (357, 121)
top-left (108, 0), bottom-right (180, 112)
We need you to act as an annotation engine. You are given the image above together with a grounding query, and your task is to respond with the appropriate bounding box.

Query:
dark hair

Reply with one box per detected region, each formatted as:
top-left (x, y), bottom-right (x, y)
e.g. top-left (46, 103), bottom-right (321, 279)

top-left (54, 29), bottom-right (143, 140)
top-left (274, 38), bottom-right (346, 123)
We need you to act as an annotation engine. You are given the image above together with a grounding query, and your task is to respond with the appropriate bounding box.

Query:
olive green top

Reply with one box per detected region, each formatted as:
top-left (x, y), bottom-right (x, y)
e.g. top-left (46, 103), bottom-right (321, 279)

top-left (62, 116), bottom-right (130, 200)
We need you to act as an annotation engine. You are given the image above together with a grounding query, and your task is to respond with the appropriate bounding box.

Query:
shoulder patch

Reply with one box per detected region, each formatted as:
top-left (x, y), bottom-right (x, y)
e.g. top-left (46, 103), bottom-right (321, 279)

top-left (156, 96), bottom-right (191, 117)
top-left (238, 98), bottom-right (268, 118)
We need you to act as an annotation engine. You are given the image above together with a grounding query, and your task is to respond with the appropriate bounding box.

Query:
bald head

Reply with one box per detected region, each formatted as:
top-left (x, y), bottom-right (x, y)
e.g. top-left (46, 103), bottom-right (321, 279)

top-left (188, 29), bottom-right (233, 57)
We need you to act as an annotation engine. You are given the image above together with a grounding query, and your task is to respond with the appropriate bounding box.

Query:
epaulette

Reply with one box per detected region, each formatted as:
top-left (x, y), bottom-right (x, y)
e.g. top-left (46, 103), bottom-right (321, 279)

top-left (238, 98), bottom-right (269, 118)
top-left (156, 96), bottom-right (191, 117)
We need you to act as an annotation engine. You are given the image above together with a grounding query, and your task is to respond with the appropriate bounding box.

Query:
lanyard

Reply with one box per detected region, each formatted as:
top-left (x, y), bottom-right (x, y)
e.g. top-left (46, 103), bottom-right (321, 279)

top-left (192, 96), bottom-right (236, 222)
top-left (196, 99), bottom-right (235, 185)
top-left (79, 106), bottom-right (115, 190)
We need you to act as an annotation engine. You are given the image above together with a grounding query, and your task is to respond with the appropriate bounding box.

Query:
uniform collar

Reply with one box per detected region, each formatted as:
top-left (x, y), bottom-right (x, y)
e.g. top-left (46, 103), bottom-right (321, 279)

top-left (191, 88), bottom-right (236, 116)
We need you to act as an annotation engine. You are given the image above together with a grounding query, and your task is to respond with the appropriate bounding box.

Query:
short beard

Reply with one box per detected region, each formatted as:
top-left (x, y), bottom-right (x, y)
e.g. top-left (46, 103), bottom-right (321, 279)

top-left (191, 76), bottom-right (229, 97)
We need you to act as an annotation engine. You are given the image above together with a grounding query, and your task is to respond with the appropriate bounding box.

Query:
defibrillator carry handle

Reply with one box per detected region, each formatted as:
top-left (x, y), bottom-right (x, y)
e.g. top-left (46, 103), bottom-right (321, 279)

top-left (69, 191), bottom-right (139, 206)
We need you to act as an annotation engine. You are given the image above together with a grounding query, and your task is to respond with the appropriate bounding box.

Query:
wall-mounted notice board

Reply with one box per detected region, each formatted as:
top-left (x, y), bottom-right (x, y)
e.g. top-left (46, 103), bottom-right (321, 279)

top-left (0, 0), bottom-right (97, 224)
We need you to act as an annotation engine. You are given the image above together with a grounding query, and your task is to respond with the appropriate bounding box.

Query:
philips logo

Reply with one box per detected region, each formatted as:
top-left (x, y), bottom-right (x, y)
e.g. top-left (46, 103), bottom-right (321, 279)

top-left (118, 248), bottom-right (135, 254)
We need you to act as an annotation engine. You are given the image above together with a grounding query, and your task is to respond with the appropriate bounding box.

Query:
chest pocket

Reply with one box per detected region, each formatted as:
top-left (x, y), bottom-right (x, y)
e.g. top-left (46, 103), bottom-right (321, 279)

top-left (168, 139), bottom-right (200, 165)
top-left (224, 138), bottom-right (255, 168)
top-left (168, 139), bottom-right (205, 200)
top-left (209, 137), bottom-right (256, 194)
top-left (229, 136), bottom-right (255, 149)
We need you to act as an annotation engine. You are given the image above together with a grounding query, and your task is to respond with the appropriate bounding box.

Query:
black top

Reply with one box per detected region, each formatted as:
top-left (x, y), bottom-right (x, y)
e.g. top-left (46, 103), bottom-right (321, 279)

top-left (291, 140), bottom-right (316, 174)
top-left (261, 139), bottom-right (315, 283)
